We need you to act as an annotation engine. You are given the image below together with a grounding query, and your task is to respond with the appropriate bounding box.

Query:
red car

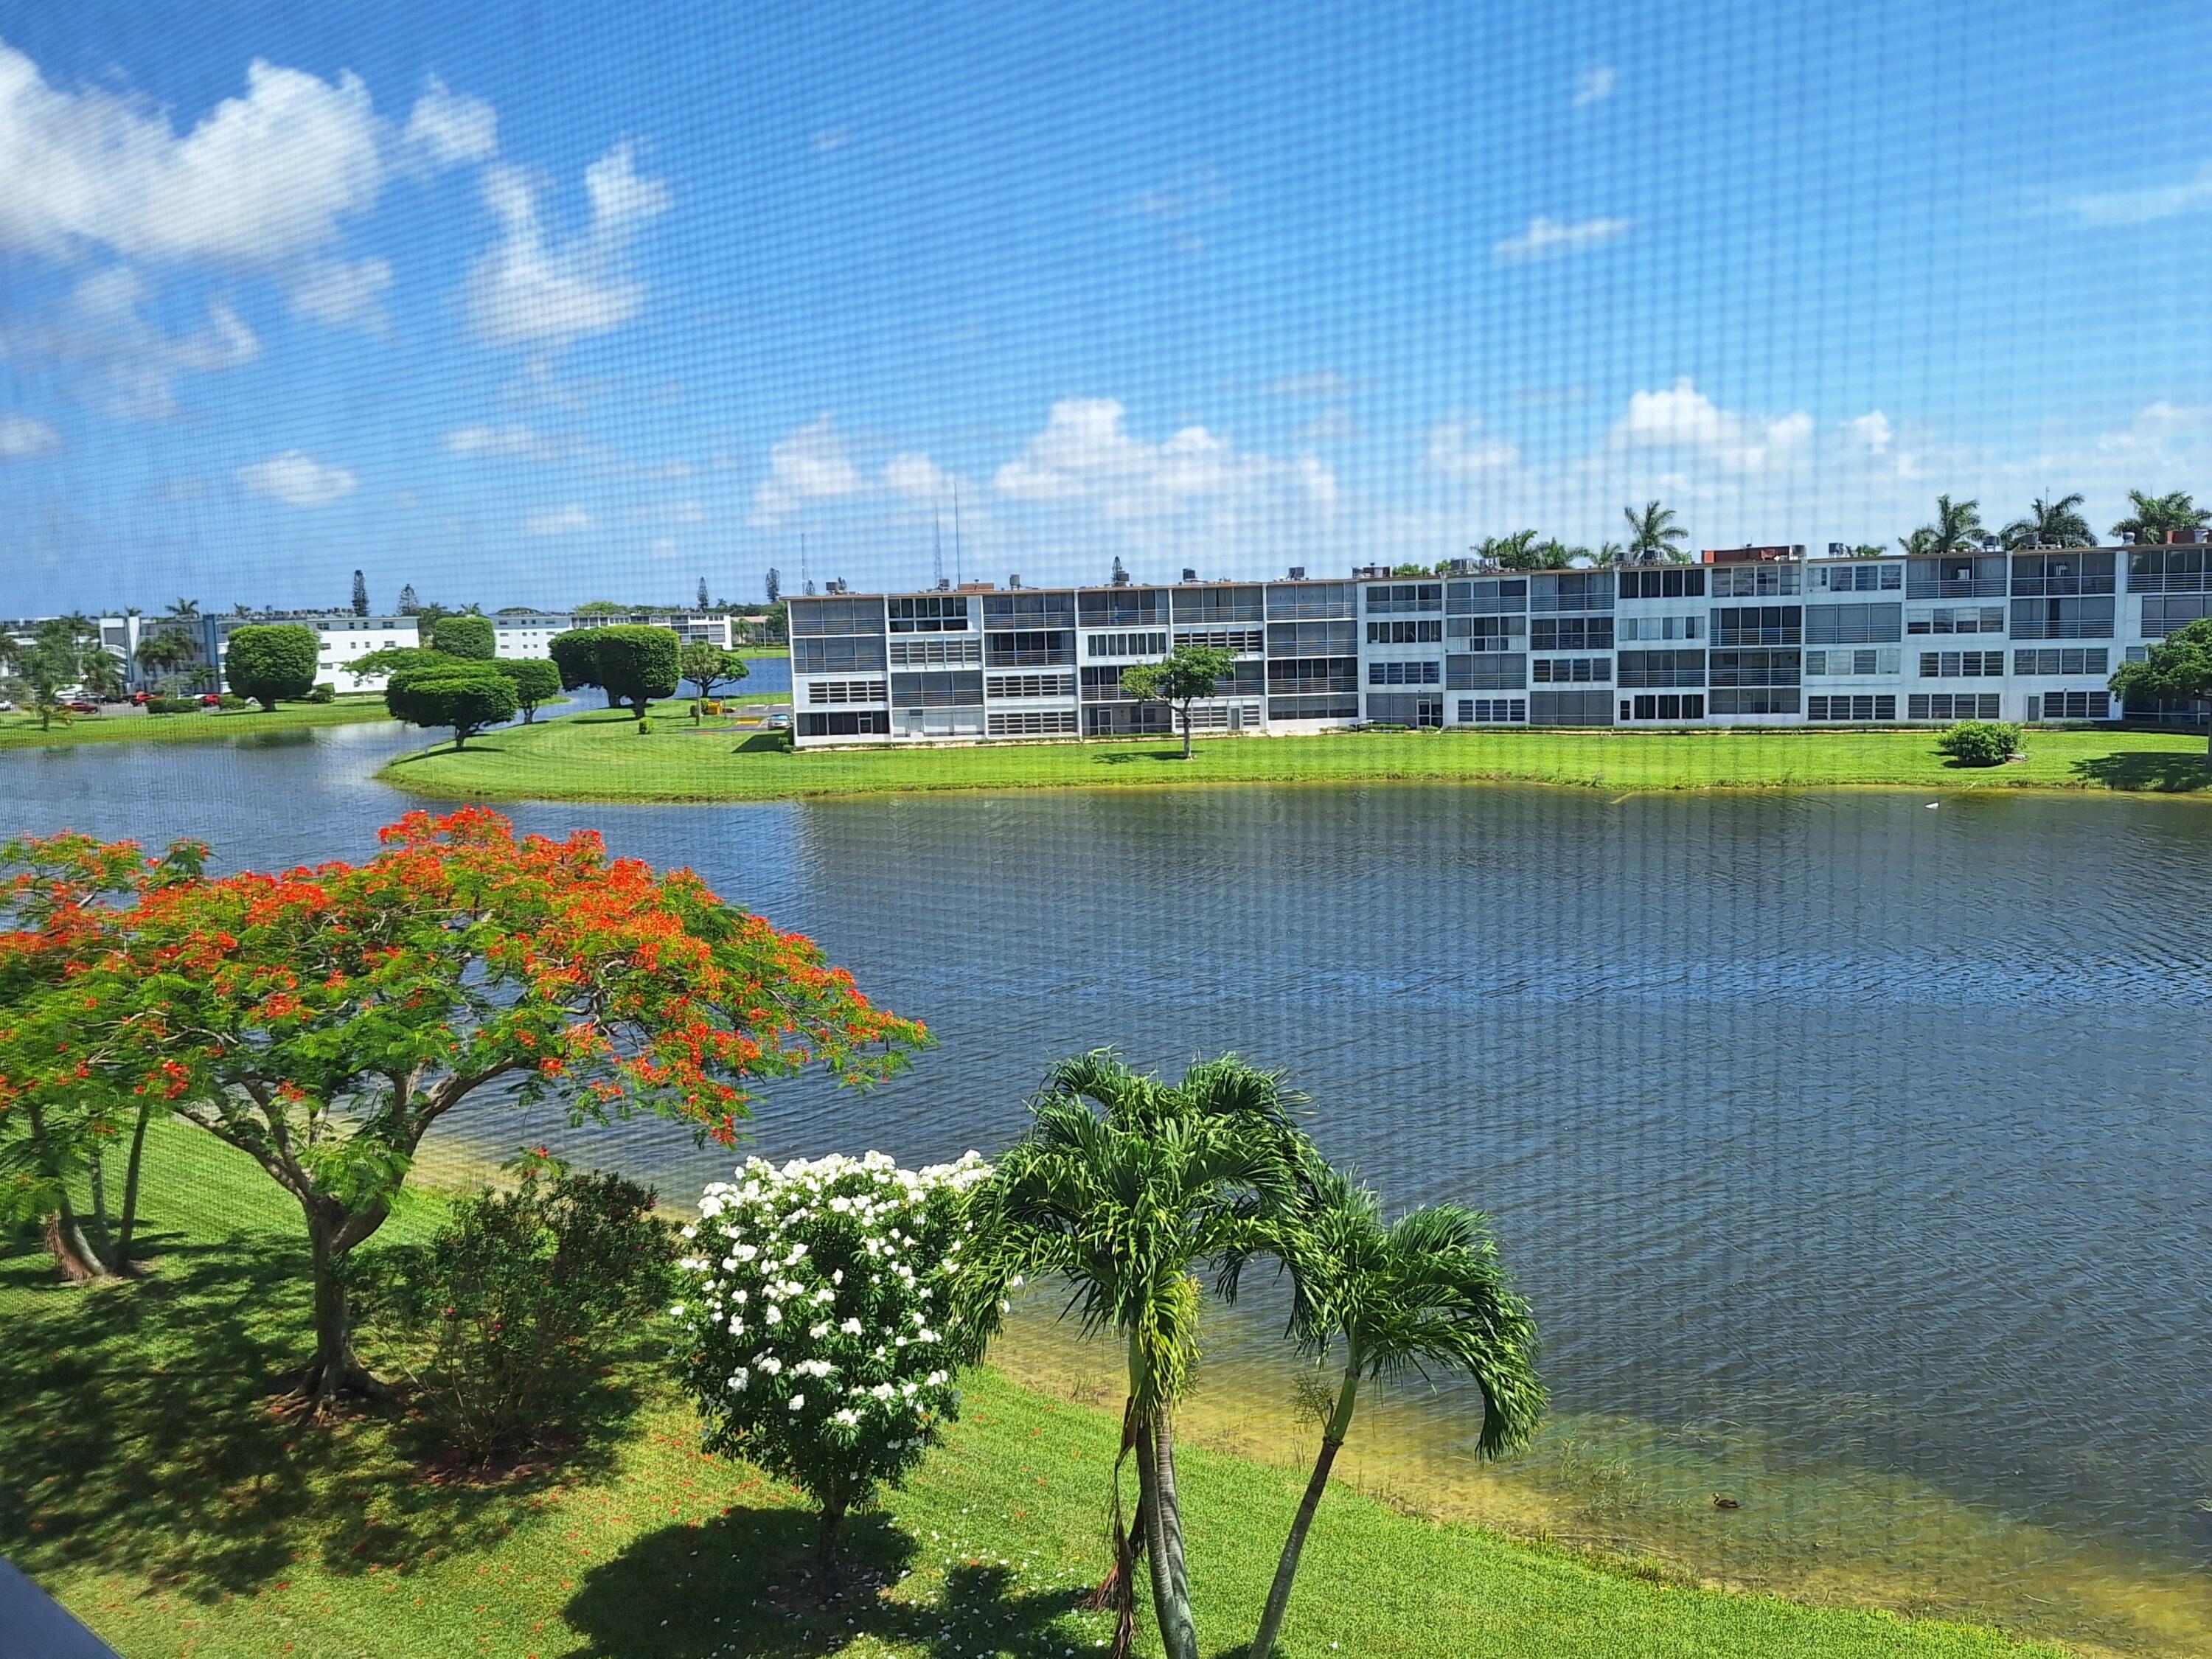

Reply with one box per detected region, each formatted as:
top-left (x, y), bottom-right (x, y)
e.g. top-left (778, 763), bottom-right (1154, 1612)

top-left (201, 693), bottom-right (223, 707)
top-left (65, 700), bottom-right (102, 714)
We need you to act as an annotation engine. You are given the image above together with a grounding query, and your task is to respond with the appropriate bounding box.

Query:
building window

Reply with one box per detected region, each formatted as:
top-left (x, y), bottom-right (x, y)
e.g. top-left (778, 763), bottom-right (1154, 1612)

top-left (1618, 567), bottom-right (1708, 599)
top-left (798, 709), bottom-right (891, 737)
top-left (1708, 648), bottom-right (1801, 687)
top-left (2010, 552), bottom-right (2115, 596)
top-left (1528, 616), bottom-right (1613, 651)
top-left (889, 669), bottom-right (986, 708)
top-left (2011, 597), bottom-right (2115, 639)
top-left (793, 635), bottom-right (888, 674)
top-left (1710, 605), bottom-right (1803, 645)
top-left (984, 672), bottom-right (1076, 698)
top-left (1363, 582), bottom-right (1443, 614)
top-left (1815, 563), bottom-right (1902, 591)
top-left (1173, 627), bottom-right (1264, 652)
top-left (1368, 659), bottom-right (1441, 685)
top-left (1170, 585), bottom-right (1265, 623)
top-left (2012, 648), bottom-right (2108, 676)
top-left (1447, 614), bottom-right (1527, 649)
top-left (1457, 698), bottom-right (1527, 723)
top-left (1445, 653), bottom-right (1527, 691)
top-left (2029, 690), bottom-right (2111, 721)
top-left (986, 708), bottom-right (1080, 736)
top-left (1619, 693), bottom-right (1707, 720)
top-left (805, 679), bottom-right (888, 704)
top-left (983, 591), bottom-right (1077, 629)
top-left (2140, 594), bottom-right (2212, 637)
top-left (987, 630), bottom-right (1074, 667)
top-left (1617, 614), bottom-right (1702, 641)
top-left (1085, 631), bottom-right (1168, 658)
top-left (1265, 582), bottom-right (1355, 619)
top-left (2128, 547), bottom-right (2209, 593)
top-left (1077, 591), bottom-right (1165, 627)
top-left (1804, 602), bottom-right (1903, 644)
top-left (1907, 555), bottom-right (2007, 599)
top-left (1528, 572), bottom-right (1615, 613)
top-left (1267, 657), bottom-right (1359, 693)
top-left (1365, 692), bottom-right (1444, 726)
top-left (1617, 649), bottom-right (1705, 688)
top-left (1531, 655), bottom-right (1611, 683)
top-left (791, 597), bottom-right (885, 636)
top-left (889, 636), bottom-right (984, 666)
top-left (1708, 689), bottom-right (1801, 714)
top-left (1804, 647), bottom-right (1900, 676)
top-left (1806, 695), bottom-right (1898, 721)
top-left (1711, 564), bottom-right (1803, 597)
top-left (1526, 688), bottom-right (1615, 725)
top-left (1366, 619), bottom-right (1444, 644)
top-left (1266, 620), bottom-right (1360, 656)
top-left (1446, 578), bottom-right (1529, 615)
top-left (1907, 692), bottom-right (2003, 720)
top-left (1267, 694), bottom-right (1360, 720)
top-left (1907, 605), bottom-right (2006, 635)
top-left (1917, 650), bottom-right (2005, 678)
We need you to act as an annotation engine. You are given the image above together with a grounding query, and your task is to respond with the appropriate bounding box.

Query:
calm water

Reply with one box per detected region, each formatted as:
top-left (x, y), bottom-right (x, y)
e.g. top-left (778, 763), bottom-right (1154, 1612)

top-left (7, 722), bottom-right (2208, 1648)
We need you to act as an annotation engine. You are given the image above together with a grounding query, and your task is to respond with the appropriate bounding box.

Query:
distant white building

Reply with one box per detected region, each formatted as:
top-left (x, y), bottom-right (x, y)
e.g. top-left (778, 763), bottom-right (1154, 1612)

top-left (190, 614), bottom-right (422, 695)
top-left (485, 611), bottom-right (734, 657)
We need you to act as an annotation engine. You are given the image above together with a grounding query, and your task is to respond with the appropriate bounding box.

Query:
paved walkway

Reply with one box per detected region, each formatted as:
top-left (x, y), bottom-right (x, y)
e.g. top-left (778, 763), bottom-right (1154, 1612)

top-left (0, 1556), bottom-right (121, 1658)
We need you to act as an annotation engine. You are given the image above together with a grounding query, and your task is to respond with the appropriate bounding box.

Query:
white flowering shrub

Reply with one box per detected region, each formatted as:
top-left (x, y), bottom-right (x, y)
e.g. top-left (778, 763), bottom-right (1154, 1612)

top-left (672, 1150), bottom-right (994, 1557)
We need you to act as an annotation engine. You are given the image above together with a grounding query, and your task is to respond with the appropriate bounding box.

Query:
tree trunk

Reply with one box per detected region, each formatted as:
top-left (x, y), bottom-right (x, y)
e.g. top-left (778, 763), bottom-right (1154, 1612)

top-left (303, 1206), bottom-right (386, 1405)
top-left (44, 1213), bottom-right (110, 1283)
top-left (114, 1100), bottom-right (153, 1269)
top-left (1249, 1364), bottom-right (1361, 1659)
top-left (1180, 707), bottom-right (1193, 760)
top-left (1133, 1411), bottom-right (1200, 1659)
top-left (86, 1142), bottom-right (115, 1260)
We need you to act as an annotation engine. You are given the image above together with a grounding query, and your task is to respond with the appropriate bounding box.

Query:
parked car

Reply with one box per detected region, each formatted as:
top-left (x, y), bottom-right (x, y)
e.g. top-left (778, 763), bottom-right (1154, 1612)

top-left (65, 700), bottom-right (102, 714)
top-left (200, 693), bottom-right (223, 707)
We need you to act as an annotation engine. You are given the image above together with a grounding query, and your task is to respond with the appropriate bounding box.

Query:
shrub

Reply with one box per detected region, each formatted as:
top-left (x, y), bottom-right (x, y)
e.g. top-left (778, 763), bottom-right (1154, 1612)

top-left (1936, 720), bottom-right (2021, 767)
top-left (223, 624), bottom-right (319, 710)
top-left (590, 625), bottom-right (681, 718)
top-left (145, 696), bottom-right (199, 714)
top-left (215, 692), bottom-right (246, 710)
top-left (672, 1151), bottom-right (992, 1562)
top-left (364, 1155), bottom-right (677, 1462)
top-left (636, 715), bottom-right (653, 734)
top-left (495, 656), bottom-right (563, 723)
top-left (430, 613), bottom-right (497, 660)
top-left (306, 682), bottom-right (336, 704)
top-left (385, 663), bottom-right (517, 748)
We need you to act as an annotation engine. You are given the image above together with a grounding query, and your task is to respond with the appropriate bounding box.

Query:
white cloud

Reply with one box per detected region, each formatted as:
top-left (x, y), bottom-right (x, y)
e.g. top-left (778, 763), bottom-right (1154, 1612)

top-left (810, 128), bottom-right (852, 153)
top-left (750, 414), bottom-right (866, 525)
top-left (289, 255), bottom-right (392, 327)
top-left (465, 142), bottom-right (669, 348)
top-left (0, 44), bottom-right (386, 266)
top-left (883, 452), bottom-right (953, 501)
top-left (993, 397), bottom-right (1325, 519)
top-left (237, 450), bottom-right (357, 507)
top-left (2065, 164), bottom-right (2212, 228)
top-left (524, 504), bottom-right (593, 534)
top-left (445, 422), bottom-right (560, 460)
top-left (0, 414), bottom-right (61, 459)
top-left (402, 77), bottom-right (497, 168)
top-left (1848, 411), bottom-right (1893, 454)
top-left (1425, 416), bottom-right (1520, 476)
top-left (1572, 66), bottom-right (1618, 108)
top-left (5, 266), bottom-right (260, 422)
top-left (1126, 166), bottom-right (1228, 220)
top-left (1298, 406), bottom-right (1357, 443)
top-left (1610, 378), bottom-right (1811, 474)
top-left (1493, 215), bottom-right (1632, 262)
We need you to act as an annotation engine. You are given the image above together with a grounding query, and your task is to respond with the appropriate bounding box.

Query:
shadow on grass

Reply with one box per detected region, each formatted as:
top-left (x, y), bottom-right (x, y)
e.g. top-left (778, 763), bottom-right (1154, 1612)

top-left (1094, 748), bottom-right (1194, 766)
top-left (2068, 749), bottom-right (2212, 791)
top-left (0, 1222), bottom-right (636, 1601)
top-left (730, 731), bottom-right (790, 754)
top-left (563, 1514), bottom-right (1092, 1659)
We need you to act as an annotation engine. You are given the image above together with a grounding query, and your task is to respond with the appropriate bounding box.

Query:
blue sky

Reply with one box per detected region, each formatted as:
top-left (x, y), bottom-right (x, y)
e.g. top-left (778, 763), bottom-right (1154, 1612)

top-left (3, 0), bottom-right (2210, 613)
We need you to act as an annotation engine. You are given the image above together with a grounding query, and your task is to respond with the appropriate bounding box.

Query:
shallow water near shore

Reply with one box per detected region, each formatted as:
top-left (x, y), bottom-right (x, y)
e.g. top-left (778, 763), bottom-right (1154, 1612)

top-left (5, 722), bottom-right (2209, 1655)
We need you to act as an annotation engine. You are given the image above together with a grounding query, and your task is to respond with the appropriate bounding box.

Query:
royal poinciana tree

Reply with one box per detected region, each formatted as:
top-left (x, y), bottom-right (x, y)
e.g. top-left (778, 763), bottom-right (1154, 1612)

top-left (0, 809), bottom-right (927, 1405)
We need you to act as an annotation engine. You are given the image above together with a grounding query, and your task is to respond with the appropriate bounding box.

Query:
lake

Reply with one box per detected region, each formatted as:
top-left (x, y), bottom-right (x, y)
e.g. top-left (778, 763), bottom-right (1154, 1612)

top-left (5, 719), bottom-right (2208, 1654)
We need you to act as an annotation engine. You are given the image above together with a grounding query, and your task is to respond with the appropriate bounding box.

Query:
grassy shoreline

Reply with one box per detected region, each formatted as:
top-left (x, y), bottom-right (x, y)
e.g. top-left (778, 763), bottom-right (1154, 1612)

top-left (377, 700), bottom-right (2212, 804)
top-left (0, 698), bottom-right (394, 750)
top-left (4, 1123), bottom-right (2073, 1659)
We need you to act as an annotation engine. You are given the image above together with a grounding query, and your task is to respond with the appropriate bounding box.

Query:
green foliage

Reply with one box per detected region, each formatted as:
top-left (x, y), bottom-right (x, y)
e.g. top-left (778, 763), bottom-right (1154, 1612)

top-left (672, 1150), bottom-right (992, 1557)
top-left (1905, 495), bottom-right (1984, 560)
top-left (548, 629), bottom-right (603, 695)
top-left (1935, 720), bottom-right (2021, 767)
top-left (590, 625), bottom-right (682, 717)
top-left (1, 617), bottom-right (103, 728)
top-left (145, 696), bottom-right (198, 714)
top-left (1622, 501), bottom-right (1688, 563)
top-left (223, 625), bottom-right (319, 711)
top-left (429, 613), bottom-right (496, 660)
top-left (306, 682), bottom-right (336, 704)
top-left (2111, 616), bottom-right (2212, 708)
top-left (362, 1155), bottom-right (676, 1461)
top-left (2110, 489), bottom-right (2208, 546)
top-left (385, 664), bottom-right (517, 748)
top-left (215, 692), bottom-right (247, 709)
top-left (1119, 644), bottom-right (1239, 757)
top-left (495, 655), bottom-right (563, 722)
top-left (678, 641), bottom-right (748, 701)
top-left (1478, 530), bottom-right (1571, 571)
top-left (2000, 493), bottom-right (2092, 549)
top-left (351, 644), bottom-right (450, 678)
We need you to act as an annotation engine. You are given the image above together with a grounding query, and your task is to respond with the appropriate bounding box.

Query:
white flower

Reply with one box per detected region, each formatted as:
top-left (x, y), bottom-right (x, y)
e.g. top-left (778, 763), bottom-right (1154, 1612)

top-left (789, 1394), bottom-right (806, 1411)
top-left (764, 1305), bottom-right (782, 1325)
top-left (833, 1408), bottom-right (860, 1427)
top-left (840, 1318), bottom-right (863, 1335)
top-left (758, 1356), bottom-right (783, 1376)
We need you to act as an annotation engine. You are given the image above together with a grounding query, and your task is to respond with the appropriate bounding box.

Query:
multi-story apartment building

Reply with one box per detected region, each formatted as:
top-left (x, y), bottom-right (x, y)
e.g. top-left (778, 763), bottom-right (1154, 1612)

top-left (787, 538), bottom-right (2211, 748)
top-left (485, 612), bottom-right (736, 656)
top-left (191, 614), bottom-right (423, 694)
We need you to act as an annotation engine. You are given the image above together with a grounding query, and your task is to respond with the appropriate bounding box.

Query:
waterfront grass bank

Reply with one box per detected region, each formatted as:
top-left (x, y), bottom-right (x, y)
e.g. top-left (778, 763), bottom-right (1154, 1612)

top-left (378, 700), bottom-right (2212, 803)
top-left (1, 1124), bottom-right (2066, 1659)
top-left (0, 697), bottom-right (395, 750)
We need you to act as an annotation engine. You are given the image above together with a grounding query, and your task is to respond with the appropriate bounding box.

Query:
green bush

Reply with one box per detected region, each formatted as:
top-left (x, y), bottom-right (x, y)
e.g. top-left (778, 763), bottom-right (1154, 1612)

top-left (1935, 720), bottom-right (2021, 767)
top-left (636, 715), bottom-right (653, 734)
top-left (215, 692), bottom-right (246, 710)
top-left (305, 681), bottom-right (336, 704)
top-left (385, 663), bottom-right (517, 748)
top-left (495, 655), bottom-right (563, 723)
top-left (223, 624), bottom-right (319, 710)
top-left (590, 625), bottom-right (681, 717)
top-left (362, 1156), bottom-right (676, 1462)
top-left (430, 613), bottom-right (497, 660)
top-left (145, 696), bottom-right (198, 714)
top-left (547, 630), bottom-right (602, 698)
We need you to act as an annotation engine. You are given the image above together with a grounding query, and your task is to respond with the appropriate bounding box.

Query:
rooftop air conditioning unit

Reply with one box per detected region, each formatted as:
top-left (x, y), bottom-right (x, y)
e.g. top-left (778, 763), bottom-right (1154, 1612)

top-left (1287, 566), bottom-right (1306, 580)
top-left (1181, 567), bottom-right (1197, 582)
top-left (1827, 542), bottom-right (1848, 557)
top-left (936, 577), bottom-right (952, 591)
top-left (825, 578), bottom-right (848, 595)
top-left (1008, 574), bottom-right (1023, 588)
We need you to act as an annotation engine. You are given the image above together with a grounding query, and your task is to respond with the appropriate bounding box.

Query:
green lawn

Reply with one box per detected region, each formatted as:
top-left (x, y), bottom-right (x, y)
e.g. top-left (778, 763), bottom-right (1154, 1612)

top-left (378, 700), bottom-right (2212, 804)
top-left (1, 1124), bottom-right (2067, 1659)
top-left (0, 698), bottom-right (395, 750)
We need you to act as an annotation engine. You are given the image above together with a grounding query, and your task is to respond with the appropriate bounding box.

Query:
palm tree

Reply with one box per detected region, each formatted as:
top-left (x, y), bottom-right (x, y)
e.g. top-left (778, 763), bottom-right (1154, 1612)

top-left (2000, 493), bottom-right (2093, 549)
top-left (1237, 1164), bottom-right (1543, 1659)
top-left (978, 1052), bottom-right (1310, 1659)
top-left (163, 598), bottom-right (201, 621)
top-left (2110, 490), bottom-right (2209, 546)
top-left (1622, 500), bottom-right (1688, 564)
top-left (1907, 495), bottom-right (1985, 558)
